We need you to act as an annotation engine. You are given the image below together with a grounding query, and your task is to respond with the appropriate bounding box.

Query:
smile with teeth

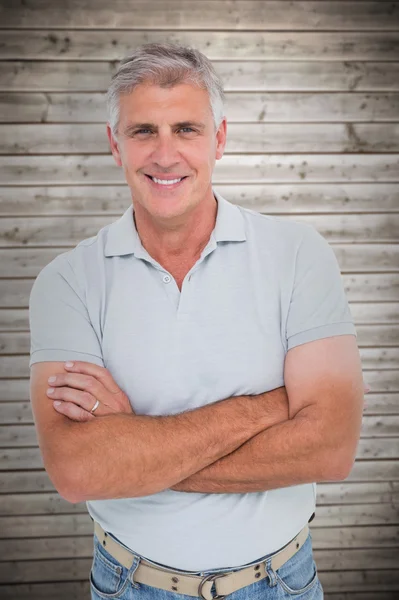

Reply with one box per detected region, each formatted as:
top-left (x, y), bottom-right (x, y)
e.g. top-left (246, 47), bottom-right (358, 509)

top-left (147, 175), bottom-right (187, 186)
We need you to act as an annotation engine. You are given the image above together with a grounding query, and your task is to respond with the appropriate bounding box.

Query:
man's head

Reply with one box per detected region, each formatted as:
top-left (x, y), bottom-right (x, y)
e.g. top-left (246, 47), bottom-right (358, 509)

top-left (106, 43), bottom-right (227, 227)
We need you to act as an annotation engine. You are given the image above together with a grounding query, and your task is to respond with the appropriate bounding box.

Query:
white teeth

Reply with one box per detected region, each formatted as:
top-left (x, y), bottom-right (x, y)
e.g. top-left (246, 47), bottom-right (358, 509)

top-left (151, 176), bottom-right (183, 185)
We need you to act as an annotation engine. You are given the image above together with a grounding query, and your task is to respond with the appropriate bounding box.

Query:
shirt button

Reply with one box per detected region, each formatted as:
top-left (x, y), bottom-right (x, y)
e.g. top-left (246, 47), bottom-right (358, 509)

top-left (163, 274), bottom-right (171, 284)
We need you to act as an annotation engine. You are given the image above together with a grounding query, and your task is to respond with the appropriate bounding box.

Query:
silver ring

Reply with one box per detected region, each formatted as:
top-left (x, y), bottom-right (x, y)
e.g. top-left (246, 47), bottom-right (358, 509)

top-left (90, 399), bottom-right (100, 414)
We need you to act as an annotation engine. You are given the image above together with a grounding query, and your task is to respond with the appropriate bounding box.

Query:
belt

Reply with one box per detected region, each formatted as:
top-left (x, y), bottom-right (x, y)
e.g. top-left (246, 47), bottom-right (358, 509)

top-left (93, 519), bottom-right (311, 600)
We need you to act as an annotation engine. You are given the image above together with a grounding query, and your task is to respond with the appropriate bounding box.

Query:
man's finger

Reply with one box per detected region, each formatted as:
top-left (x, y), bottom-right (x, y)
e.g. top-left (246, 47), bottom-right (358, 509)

top-left (53, 400), bottom-right (95, 422)
top-left (63, 361), bottom-right (121, 394)
top-left (47, 386), bottom-right (100, 414)
top-left (47, 373), bottom-right (109, 405)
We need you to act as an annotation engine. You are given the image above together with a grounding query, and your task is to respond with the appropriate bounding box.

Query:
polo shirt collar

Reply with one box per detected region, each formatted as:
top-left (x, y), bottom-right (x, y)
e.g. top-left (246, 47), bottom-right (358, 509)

top-left (104, 188), bottom-right (246, 258)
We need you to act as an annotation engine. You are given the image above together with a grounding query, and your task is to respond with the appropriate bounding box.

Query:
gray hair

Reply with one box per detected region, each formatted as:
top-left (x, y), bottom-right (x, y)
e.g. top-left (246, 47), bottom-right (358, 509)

top-left (106, 42), bottom-right (225, 136)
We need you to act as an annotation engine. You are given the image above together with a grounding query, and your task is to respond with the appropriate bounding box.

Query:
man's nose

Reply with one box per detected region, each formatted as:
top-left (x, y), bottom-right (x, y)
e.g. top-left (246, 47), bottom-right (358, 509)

top-left (151, 134), bottom-right (180, 167)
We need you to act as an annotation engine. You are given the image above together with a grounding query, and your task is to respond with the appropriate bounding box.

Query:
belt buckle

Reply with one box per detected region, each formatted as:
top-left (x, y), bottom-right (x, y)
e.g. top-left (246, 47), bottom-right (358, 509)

top-left (198, 572), bottom-right (228, 600)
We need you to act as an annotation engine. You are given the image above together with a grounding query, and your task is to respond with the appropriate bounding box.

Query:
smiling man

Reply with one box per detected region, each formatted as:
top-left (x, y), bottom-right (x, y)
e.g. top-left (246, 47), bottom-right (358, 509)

top-left (29, 43), bottom-right (365, 600)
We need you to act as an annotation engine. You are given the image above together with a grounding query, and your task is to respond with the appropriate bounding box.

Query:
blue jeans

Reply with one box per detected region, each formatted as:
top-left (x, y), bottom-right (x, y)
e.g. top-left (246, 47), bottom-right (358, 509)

top-left (90, 530), bottom-right (323, 599)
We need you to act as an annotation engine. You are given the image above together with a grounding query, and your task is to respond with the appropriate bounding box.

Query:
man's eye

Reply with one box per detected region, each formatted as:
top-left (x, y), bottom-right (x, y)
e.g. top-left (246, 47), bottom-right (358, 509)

top-left (134, 129), bottom-right (152, 135)
top-left (179, 127), bottom-right (195, 133)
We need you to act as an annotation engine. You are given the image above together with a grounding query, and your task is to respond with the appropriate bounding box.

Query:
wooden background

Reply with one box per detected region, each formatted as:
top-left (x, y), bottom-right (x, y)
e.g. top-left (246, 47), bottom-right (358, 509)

top-left (0, 1), bottom-right (398, 598)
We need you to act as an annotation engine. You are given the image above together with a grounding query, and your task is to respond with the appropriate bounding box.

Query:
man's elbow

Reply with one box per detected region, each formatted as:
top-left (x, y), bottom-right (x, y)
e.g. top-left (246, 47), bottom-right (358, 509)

top-left (323, 444), bottom-right (357, 481)
top-left (57, 474), bottom-right (86, 504)
top-left (325, 457), bottom-right (354, 481)
top-left (42, 450), bottom-right (86, 504)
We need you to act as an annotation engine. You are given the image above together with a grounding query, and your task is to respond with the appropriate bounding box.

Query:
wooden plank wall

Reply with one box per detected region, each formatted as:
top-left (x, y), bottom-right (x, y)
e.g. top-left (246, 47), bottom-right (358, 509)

top-left (0, 1), bottom-right (398, 598)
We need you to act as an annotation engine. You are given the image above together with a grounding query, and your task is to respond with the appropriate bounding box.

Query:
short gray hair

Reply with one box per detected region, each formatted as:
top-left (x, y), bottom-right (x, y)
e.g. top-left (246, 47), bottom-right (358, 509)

top-left (106, 42), bottom-right (225, 136)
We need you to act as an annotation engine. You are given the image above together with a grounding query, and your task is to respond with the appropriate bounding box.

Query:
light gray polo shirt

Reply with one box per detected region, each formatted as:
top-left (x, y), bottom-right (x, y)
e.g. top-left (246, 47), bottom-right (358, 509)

top-left (29, 189), bottom-right (357, 571)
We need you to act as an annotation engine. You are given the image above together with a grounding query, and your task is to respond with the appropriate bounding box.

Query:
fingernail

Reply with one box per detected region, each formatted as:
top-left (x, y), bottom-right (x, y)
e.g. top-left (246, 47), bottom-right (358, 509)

top-left (47, 388), bottom-right (54, 394)
top-left (53, 401), bottom-right (61, 406)
top-left (65, 361), bottom-right (74, 368)
top-left (48, 376), bottom-right (56, 383)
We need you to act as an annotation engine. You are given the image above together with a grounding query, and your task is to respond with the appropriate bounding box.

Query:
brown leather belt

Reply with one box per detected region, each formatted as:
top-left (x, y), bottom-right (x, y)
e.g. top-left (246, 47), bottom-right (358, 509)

top-left (93, 520), bottom-right (310, 600)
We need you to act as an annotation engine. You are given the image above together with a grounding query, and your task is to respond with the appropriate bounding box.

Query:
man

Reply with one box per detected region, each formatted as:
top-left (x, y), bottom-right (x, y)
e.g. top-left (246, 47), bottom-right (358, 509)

top-left (29, 43), bottom-right (365, 599)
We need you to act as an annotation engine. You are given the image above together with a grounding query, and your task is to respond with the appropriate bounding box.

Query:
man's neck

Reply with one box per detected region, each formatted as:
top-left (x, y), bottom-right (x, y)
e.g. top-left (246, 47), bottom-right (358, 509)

top-left (133, 195), bottom-right (218, 265)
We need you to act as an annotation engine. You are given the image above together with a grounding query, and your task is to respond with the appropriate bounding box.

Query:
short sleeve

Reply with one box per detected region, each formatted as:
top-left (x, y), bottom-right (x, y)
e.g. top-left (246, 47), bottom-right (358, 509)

top-left (286, 225), bottom-right (357, 351)
top-left (29, 255), bottom-right (104, 367)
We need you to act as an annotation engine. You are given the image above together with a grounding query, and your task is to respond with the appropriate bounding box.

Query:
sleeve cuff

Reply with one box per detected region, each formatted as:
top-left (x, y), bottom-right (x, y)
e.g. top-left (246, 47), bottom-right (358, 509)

top-left (29, 349), bottom-right (104, 367)
top-left (287, 322), bottom-right (357, 351)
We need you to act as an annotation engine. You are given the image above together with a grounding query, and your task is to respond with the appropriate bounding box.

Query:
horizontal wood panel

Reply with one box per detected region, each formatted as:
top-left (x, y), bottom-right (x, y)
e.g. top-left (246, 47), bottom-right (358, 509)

top-left (311, 526), bottom-right (399, 549)
top-left (0, 303), bottom-right (397, 332)
top-left (1, 482), bottom-right (398, 516)
top-left (3, 347), bottom-right (399, 377)
top-left (2, 155), bottom-right (398, 185)
top-left (350, 304), bottom-right (399, 324)
top-left (1, 417), bottom-right (397, 448)
top-left (3, 122), bottom-right (399, 154)
top-left (0, 557), bottom-right (92, 583)
top-left (0, 471), bottom-right (54, 494)
top-left (0, 379), bottom-right (28, 401)
top-left (362, 394), bottom-right (399, 414)
top-left (364, 344), bottom-right (399, 370)
top-left (342, 274), bottom-right (399, 302)
top-left (0, 581), bottom-right (398, 599)
top-left (0, 549), bottom-right (398, 583)
top-left (2, 31), bottom-right (399, 61)
top-left (315, 548), bottom-right (399, 571)
top-left (2, 1), bottom-right (398, 30)
top-left (1, 391), bottom-right (398, 425)
top-left (0, 582), bottom-right (91, 599)
top-left (0, 438), bottom-right (397, 470)
top-left (1, 333), bottom-right (398, 361)
top-left (1, 459), bottom-right (396, 495)
top-left (0, 526), bottom-right (397, 562)
top-left (1, 244), bottom-right (398, 278)
top-left (1, 395), bottom-right (397, 427)
top-left (1, 184), bottom-right (399, 215)
top-left (0, 505), bottom-right (397, 539)
top-left (1, 61), bottom-right (398, 92)
top-left (1, 275), bottom-right (398, 309)
top-left (3, 92), bottom-right (399, 124)
top-left (324, 595), bottom-right (399, 600)
top-left (1, 215), bottom-right (398, 247)
top-left (316, 481), bottom-right (399, 505)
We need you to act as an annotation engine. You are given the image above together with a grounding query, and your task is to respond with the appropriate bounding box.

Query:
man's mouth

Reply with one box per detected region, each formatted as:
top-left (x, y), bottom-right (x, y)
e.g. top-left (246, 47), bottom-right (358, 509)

top-left (145, 174), bottom-right (188, 187)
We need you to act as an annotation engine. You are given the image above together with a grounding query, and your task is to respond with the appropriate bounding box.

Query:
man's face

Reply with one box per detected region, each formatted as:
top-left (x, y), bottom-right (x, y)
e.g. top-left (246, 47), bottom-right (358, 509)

top-left (107, 82), bottom-right (227, 224)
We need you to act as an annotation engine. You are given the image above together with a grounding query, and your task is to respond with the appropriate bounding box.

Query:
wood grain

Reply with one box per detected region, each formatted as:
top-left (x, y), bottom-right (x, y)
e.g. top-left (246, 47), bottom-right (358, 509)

top-left (2, 92), bottom-right (399, 123)
top-left (1, 1), bottom-right (398, 30)
top-left (1, 184), bottom-right (398, 215)
top-left (1, 155), bottom-right (398, 185)
top-left (1, 61), bottom-right (398, 92)
top-left (1, 31), bottom-right (399, 61)
top-left (3, 122), bottom-right (399, 154)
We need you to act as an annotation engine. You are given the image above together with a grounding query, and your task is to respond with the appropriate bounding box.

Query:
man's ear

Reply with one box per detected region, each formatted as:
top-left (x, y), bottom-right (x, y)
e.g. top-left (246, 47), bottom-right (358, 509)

top-left (215, 117), bottom-right (227, 160)
top-left (106, 123), bottom-right (122, 166)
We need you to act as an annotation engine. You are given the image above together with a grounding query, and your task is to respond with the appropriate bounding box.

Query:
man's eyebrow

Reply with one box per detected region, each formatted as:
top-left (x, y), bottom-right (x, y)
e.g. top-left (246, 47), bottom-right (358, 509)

top-left (175, 121), bottom-right (206, 131)
top-left (123, 121), bottom-right (206, 134)
top-left (123, 122), bottom-right (155, 134)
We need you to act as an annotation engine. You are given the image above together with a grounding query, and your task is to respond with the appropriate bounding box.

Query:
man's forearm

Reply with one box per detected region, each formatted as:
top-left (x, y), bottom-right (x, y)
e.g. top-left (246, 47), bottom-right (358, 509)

top-left (172, 406), bottom-right (354, 494)
top-left (56, 387), bottom-right (288, 503)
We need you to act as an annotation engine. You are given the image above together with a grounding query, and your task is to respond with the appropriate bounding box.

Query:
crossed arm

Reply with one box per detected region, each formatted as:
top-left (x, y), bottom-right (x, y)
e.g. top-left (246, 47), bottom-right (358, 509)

top-left (31, 334), bottom-right (364, 501)
top-left (172, 334), bottom-right (364, 493)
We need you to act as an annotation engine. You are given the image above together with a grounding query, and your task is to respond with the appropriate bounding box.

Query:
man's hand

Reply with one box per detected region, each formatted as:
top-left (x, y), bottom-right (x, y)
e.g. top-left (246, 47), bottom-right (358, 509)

top-left (47, 361), bottom-right (134, 421)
